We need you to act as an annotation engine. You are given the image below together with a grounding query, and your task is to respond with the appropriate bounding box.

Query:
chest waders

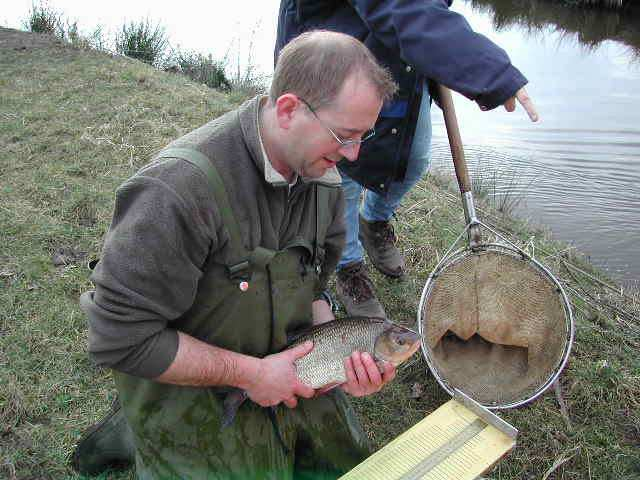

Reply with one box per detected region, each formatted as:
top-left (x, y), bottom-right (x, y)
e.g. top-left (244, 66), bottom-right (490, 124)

top-left (113, 148), bottom-right (370, 480)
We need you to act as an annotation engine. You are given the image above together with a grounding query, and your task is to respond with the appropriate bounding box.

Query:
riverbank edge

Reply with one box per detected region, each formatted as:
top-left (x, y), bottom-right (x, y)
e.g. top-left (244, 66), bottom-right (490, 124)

top-left (0, 29), bottom-right (638, 479)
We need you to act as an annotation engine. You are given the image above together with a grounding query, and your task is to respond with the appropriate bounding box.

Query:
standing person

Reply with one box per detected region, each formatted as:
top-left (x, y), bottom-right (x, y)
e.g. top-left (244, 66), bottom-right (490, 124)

top-left (276, 0), bottom-right (539, 317)
top-left (78, 31), bottom-right (398, 479)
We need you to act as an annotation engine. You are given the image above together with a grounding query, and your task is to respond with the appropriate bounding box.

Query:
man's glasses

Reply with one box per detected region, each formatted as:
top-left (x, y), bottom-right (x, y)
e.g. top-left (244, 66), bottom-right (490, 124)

top-left (299, 98), bottom-right (375, 149)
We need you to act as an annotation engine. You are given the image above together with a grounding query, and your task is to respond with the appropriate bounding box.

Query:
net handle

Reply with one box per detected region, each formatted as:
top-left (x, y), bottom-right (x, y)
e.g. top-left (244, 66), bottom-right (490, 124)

top-left (436, 84), bottom-right (472, 194)
top-left (437, 84), bottom-right (481, 247)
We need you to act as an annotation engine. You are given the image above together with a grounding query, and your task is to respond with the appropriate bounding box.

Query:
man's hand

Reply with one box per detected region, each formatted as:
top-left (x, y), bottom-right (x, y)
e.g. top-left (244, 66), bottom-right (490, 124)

top-left (312, 298), bottom-right (335, 326)
top-left (340, 351), bottom-right (396, 397)
top-left (479, 87), bottom-right (538, 122)
top-left (244, 341), bottom-right (316, 409)
top-left (503, 87), bottom-right (538, 122)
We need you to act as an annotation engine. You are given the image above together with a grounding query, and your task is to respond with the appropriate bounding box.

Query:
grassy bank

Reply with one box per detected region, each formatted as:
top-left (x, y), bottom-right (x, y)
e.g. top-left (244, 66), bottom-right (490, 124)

top-left (1, 28), bottom-right (638, 480)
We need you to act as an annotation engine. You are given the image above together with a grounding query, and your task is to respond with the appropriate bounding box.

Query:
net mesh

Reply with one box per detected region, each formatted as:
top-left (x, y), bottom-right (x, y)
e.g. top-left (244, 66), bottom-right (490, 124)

top-left (421, 246), bottom-right (569, 406)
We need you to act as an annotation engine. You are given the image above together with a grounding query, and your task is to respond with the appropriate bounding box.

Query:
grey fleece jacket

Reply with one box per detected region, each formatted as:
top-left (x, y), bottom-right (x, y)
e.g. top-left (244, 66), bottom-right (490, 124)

top-left (80, 96), bottom-right (345, 379)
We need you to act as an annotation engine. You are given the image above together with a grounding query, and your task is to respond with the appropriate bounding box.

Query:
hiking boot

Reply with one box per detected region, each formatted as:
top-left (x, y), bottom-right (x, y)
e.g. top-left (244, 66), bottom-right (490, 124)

top-left (336, 261), bottom-right (386, 318)
top-left (70, 397), bottom-right (135, 476)
top-left (359, 215), bottom-right (405, 278)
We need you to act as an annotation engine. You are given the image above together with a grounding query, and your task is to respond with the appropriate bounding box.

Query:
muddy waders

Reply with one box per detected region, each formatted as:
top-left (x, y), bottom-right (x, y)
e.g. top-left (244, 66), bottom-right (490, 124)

top-left (72, 148), bottom-right (370, 479)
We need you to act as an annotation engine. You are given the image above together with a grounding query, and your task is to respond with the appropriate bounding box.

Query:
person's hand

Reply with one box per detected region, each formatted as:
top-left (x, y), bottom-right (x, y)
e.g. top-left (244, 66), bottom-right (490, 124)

top-left (245, 341), bottom-right (316, 409)
top-left (503, 87), bottom-right (538, 122)
top-left (340, 351), bottom-right (396, 397)
top-left (479, 87), bottom-right (538, 122)
top-left (312, 298), bottom-right (335, 326)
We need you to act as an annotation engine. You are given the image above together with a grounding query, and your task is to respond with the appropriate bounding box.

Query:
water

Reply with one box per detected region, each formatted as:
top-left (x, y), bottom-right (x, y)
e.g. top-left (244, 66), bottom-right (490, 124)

top-left (429, 0), bottom-right (640, 286)
top-left (4, 0), bottom-right (639, 285)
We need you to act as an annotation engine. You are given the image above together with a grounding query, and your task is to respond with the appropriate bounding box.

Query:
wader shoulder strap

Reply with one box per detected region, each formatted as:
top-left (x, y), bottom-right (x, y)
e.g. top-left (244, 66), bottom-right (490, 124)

top-left (313, 184), bottom-right (332, 267)
top-left (158, 147), bottom-right (250, 280)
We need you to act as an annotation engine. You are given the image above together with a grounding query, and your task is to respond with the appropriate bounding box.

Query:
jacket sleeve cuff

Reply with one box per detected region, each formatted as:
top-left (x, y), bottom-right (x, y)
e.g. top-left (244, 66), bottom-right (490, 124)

top-left (89, 328), bottom-right (180, 379)
top-left (475, 70), bottom-right (528, 111)
top-left (128, 328), bottom-right (180, 379)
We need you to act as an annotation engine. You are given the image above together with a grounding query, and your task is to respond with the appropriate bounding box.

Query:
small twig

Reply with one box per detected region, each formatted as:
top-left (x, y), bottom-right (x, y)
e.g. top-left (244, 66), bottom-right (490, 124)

top-left (553, 379), bottom-right (572, 431)
top-left (541, 446), bottom-right (580, 480)
top-left (404, 194), bottom-right (437, 216)
top-left (561, 260), bottom-right (625, 297)
top-left (543, 246), bottom-right (578, 261)
top-left (563, 265), bottom-right (639, 334)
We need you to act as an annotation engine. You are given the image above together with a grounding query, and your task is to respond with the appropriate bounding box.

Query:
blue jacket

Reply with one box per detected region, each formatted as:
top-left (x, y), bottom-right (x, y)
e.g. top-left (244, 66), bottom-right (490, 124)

top-left (275, 0), bottom-right (528, 194)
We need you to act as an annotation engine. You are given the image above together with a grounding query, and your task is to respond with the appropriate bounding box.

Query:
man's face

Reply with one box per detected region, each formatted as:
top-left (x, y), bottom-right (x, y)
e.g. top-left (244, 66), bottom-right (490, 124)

top-left (286, 73), bottom-right (383, 179)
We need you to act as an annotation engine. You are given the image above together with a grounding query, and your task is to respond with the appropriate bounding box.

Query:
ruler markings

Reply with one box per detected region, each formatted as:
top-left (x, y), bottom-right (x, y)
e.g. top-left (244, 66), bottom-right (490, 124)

top-left (339, 397), bottom-right (515, 480)
top-left (400, 419), bottom-right (487, 480)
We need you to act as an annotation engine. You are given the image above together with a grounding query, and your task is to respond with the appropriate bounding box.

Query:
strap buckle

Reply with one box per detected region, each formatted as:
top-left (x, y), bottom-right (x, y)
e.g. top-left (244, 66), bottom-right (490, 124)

top-left (226, 260), bottom-right (251, 281)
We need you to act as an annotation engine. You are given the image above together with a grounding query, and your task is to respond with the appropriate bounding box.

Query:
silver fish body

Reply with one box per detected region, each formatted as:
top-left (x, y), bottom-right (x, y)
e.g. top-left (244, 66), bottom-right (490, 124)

top-left (291, 316), bottom-right (421, 389)
top-left (220, 317), bottom-right (420, 429)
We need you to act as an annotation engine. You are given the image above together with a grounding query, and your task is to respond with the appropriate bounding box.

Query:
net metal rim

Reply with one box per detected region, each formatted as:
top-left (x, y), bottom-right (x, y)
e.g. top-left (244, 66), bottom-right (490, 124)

top-left (417, 242), bottom-right (575, 409)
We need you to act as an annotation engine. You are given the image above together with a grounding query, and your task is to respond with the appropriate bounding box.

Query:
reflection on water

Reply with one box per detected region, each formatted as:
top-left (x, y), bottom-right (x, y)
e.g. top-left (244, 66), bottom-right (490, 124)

top-left (470, 0), bottom-right (640, 56)
top-left (431, 0), bottom-right (640, 286)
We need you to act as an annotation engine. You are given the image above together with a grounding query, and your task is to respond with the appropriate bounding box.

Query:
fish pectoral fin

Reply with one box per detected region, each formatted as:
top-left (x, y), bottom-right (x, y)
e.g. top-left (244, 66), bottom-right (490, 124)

top-left (220, 389), bottom-right (248, 430)
top-left (315, 382), bottom-right (342, 396)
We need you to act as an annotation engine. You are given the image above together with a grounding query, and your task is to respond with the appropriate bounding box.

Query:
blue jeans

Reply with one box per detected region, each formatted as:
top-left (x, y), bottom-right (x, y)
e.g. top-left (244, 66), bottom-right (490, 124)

top-left (338, 86), bottom-right (432, 269)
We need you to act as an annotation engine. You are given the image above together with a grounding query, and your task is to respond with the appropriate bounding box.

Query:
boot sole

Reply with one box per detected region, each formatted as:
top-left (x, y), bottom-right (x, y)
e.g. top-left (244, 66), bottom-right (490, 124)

top-left (358, 238), bottom-right (405, 278)
top-left (369, 255), bottom-right (404, 279)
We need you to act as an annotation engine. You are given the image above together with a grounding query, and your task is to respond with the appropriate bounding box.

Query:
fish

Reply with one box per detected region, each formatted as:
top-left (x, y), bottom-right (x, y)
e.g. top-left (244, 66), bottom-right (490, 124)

top-left (221, 316), bottom-right (421, 428)
top-left (290, 316), bottom-right (421, 388)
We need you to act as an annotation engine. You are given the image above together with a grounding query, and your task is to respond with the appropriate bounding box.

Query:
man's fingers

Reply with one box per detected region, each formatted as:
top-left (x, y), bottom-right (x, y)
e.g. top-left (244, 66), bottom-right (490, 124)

top-left (350, 351), bottom-right (370, 385)
top-left (294, 382), bottom-right (316, 399)
top-left (482, 87), bottom-right (538, 122)
top-left (380, 361), bottom-right (396, 383)
top-left (361, 352), bottom-right (383, 386)
top-left (284, 396), bottom-right (298, 408)
top-left (344, 356), bottom-right (358, 385)
top-left (503, 96), bottom-right (516, 113)
top-left (515, 87), bottom-right (539, 122)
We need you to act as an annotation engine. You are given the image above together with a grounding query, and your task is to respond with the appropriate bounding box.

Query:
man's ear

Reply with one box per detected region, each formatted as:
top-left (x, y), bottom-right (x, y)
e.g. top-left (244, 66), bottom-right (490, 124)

top-left (275, 93), bottom-right (301, 130)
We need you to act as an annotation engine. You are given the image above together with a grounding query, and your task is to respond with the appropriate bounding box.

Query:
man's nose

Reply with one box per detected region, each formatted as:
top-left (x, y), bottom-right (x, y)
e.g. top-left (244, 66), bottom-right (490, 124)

top-left (339, 143), bottom-right (360, 162)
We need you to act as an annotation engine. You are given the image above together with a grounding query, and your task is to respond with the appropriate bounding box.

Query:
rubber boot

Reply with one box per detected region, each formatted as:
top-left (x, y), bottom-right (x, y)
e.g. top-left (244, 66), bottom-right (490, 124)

top-left (70, 397), bottom-right (135, 476)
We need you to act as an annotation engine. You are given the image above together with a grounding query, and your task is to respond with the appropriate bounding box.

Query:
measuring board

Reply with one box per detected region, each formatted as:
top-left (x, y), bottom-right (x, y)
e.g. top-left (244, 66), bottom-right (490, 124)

top-left (339, 390), bottom-right (517, 480)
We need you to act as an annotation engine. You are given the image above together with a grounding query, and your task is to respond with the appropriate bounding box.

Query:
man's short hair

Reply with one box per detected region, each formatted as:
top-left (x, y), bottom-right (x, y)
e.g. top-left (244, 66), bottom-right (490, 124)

top-left (270, 30), bottom-right (397, 109)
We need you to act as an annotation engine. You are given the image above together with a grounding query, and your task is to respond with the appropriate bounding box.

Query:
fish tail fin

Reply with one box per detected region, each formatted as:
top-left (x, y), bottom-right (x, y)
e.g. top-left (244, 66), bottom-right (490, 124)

top-left (220, 389), bottom-right (248, 430)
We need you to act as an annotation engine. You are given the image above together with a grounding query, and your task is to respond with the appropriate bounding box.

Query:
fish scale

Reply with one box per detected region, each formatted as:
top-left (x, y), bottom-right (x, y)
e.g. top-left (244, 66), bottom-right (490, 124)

top-left (221, 316), bottom-right (420, 428)
top-left (291, 317), bottom-right (411, 389)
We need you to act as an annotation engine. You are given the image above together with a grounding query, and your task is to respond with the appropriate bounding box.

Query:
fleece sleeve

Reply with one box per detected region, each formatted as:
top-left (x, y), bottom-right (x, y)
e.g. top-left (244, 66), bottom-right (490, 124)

top-left (80, 161), bottom-right (219, 378)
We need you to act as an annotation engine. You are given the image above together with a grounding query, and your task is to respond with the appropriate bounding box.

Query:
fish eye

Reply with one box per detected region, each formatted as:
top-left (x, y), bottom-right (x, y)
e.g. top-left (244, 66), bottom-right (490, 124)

top-left (396, 336), bottom-right (405, 345)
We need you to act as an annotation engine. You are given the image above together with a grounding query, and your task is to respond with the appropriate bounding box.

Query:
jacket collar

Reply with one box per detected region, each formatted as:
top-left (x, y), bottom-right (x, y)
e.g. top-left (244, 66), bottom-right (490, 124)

top-left (238, 95), bottom-right (342, 188)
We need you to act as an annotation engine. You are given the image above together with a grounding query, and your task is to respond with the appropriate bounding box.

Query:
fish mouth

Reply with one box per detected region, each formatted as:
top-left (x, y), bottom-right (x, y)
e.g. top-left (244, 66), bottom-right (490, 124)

top-left (377, 337), bottom-right (422, 366)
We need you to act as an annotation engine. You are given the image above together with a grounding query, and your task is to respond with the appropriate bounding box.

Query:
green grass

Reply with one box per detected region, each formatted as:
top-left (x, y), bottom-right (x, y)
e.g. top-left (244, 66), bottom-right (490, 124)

top-left (347, 179), bottom-right (640, 479)
top-left (23, 1), bottom-right (62, 36)
top-left (0, 32), bottom-right (240, 479)
top-left (1, 29), bottom-right (638, 480)
top-left (170, 49), bottom-right (231, 91)
top-left (114, 18), bottom-right (168, 67)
